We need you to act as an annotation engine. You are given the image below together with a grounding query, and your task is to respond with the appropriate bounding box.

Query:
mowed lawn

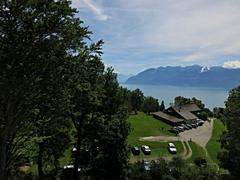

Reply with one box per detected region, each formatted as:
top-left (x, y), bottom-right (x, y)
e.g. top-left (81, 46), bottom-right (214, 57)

top-left (129, 141), bottom-right (183, 163)
top-left (128, 112), bottom-right (172, 144)
top-left (128, 112), bottom-right (183, 162)
top-left (187, 141), bottom-right (209, 163)
top-left (206, 119), bottom-right (226, 163)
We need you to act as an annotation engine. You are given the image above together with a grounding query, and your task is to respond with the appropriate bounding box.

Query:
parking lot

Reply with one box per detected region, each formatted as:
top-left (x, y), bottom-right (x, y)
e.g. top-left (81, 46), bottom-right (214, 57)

top-left (179, 119), bottom-right (213, 147)
top-left (140, 119), bottom-right (213, 148)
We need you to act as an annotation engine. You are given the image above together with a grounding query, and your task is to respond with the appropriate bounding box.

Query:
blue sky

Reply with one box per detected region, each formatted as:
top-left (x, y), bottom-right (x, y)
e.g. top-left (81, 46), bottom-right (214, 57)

top-left (72, 0), bottom-right (240, 74)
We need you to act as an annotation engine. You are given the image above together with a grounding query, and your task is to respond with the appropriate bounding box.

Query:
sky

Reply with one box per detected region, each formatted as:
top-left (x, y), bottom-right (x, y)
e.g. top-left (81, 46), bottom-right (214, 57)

top-left (71, 0), bottom-right (240, 74)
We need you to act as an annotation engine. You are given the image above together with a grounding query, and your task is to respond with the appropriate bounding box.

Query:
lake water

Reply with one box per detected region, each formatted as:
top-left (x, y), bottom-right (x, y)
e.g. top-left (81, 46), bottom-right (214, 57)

top-left (121, 84), bottom-right (229, 109)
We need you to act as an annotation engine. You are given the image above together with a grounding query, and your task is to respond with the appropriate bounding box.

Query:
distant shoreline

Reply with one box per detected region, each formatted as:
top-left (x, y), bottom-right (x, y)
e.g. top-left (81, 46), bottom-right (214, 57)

top-left (121, 84), bottom-right (228, 109)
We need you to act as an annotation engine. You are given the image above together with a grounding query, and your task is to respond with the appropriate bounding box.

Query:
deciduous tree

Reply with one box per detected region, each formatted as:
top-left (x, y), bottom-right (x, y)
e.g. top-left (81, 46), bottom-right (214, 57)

top-left (218, 86), bottom-right (240, 178)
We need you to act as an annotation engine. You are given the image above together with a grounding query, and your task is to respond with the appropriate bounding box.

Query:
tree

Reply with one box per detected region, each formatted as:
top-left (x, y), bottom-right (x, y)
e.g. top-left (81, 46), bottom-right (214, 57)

top-left (191, 97), bottom-right (205, 109)
top-left (218, 86), bottom-right (240, 178)
top-left (86, 68), bottom-right (130, 180)
top-left (117, 87), bottom-right (132, 113)
top-left (131, 89), bottom-right (144, 114)
top-left (142, 96), bottom-right (159, 114)
top-left (159, 101), bottom-right (165, 111)
top-left (0, 0), bottom-right (84, 179)
top-left (174, 96), bottom-right (205, 110)
top-left (213, 107), bottom-right (224, 119)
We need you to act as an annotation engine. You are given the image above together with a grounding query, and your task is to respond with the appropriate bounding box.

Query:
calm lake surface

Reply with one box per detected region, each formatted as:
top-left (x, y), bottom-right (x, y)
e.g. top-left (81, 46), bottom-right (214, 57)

top-left (121, 84), bottom-right (229, 109)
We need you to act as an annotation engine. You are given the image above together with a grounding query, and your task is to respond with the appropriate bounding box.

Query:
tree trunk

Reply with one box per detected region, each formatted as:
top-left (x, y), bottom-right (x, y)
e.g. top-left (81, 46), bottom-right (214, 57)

top-left (0, 136), bottom-right (7, 180)
top-left (37, 143), bottom-right (44, 180)
top-left (73, 129), bottom-right (82, 179)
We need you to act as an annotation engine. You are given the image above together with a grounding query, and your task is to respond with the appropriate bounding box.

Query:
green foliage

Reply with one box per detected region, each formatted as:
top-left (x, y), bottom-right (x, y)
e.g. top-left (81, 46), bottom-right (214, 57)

top-left (198, 111), bottom-right (208, 120)
top-left (206, 119), bottom-right (226, 163)
top-left (213, 107), bottom-right (224, 119)
top-left (191, 97), bottom-right (205, 109)
top-left (0, 0), bottom-right (84, 178)
top-left (159, 100), bottom-right (165, 111)
top-left (129, 157), bottom-right (220, 180)
top-left (131, 88), bottom-right (144, 114)
top-left (174, 96), bottom-right (205, 109)
top-left (0, 0), bottom-right (130, 179)
top-left (218, 86), bottom-right (240, 177)
top-left (142, 96), bottom-right (159, 114)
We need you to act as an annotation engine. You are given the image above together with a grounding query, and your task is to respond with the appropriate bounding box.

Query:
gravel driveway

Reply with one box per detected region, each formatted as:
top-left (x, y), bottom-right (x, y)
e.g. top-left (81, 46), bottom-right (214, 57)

top-left (179, 119), bottom-right (213, 147)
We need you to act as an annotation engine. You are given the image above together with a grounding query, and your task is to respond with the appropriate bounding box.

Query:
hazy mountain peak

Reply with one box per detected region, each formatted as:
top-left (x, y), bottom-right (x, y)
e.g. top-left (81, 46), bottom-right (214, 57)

top-left (200, 66), bottom-right (210, 73)
top-left (126, 65), bottom-right (240, 88)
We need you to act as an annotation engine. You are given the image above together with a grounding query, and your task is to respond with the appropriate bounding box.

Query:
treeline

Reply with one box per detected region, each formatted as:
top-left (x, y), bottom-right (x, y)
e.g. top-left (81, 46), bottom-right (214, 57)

top-left (1, 1), bottom-right (240, 180)
top-left (118, 87), bottom-right (165, 115)
top-left (129, 157), bottom-right (224, 180)
top-left (0, 1), bottom-right (129, 179)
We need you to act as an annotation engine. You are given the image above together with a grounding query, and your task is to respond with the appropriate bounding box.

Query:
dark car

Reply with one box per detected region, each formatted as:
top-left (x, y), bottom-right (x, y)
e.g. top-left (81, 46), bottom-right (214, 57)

top-left (181, 124), bottom-right (190, 130)
top-left (131, 146), bottom-right (140, 155)
top-left (168, 127), bottom-right (179, 134)
top-left (186, 124), bottom-right (192, 129)
top-left (141, 145), bottom-right (151, 155)
top-left (191, 123), bottom-right (198, 128)
top-left (197, 120), bottom-right (204, 126)
top-left (176, 126), bottom-right (185, 132)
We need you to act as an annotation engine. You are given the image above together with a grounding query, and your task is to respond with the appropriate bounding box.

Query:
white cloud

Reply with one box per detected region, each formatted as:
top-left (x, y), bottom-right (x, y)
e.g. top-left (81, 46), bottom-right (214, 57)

top-left (72, 0), bottom-right (110, 21)
top-left (183, 52), bottom-right (212, 62)
top-left (73, 0), bottom-right (240, 73)
top-left (223, 61), bottom-right (240, 69)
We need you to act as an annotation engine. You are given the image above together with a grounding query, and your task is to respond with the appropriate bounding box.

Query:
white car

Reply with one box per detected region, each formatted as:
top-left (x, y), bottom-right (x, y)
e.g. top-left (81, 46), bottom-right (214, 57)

top-left (168, 143), bottom-right (177, 154)
top-left (141, 145), bottom-right (151, 155)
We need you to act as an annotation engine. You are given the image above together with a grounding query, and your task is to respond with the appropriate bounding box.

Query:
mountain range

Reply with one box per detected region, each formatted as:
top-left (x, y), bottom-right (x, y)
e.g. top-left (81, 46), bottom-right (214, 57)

top-left (125, 65), bottom-right (240, 88)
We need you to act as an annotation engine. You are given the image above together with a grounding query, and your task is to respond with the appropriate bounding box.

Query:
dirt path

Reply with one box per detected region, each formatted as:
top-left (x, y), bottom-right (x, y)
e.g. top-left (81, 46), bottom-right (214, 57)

top-left (183, 141), bottom-right (192, 160)
top-left (140, 136), bottom-right (181, 142)
top-left (180, 141), bottom-right (187, 157)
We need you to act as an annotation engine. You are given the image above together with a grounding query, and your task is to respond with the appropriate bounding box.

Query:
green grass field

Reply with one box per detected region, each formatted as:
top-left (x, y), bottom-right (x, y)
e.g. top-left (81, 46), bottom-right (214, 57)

top-left (128, 112), bottom-right (172, 144)
top-left (206, 119), bottom-right (226, 163)
top-left (128, 112), bottom-right (183, 162)
top-left (187, 141), bottom-right (209, 163)
top-left (129, 141), bottom-right (184, 162)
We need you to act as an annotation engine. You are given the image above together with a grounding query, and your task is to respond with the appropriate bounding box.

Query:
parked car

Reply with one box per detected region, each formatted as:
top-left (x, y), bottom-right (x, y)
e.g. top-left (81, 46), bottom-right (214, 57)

top-left (168, 127), bottom-right (179, 134)
top-left (168, 143), bottom-right (177, 154)
top-left (177, 126), bottom-right (185, 132)
top-left (186, 124), bottom-right (192, 129)
top-left (181, 124), bottom-right (190, 130)
top-left (131, 146), bottom-right (140, 155)
top-left (142, 159), bottom-right (150, 171)
top-left (197, 120), bottom-right (204, 126)
top-left (191, 123), bottom-right (198, 128)
top-left (141, 145), bottom-right (151, 155)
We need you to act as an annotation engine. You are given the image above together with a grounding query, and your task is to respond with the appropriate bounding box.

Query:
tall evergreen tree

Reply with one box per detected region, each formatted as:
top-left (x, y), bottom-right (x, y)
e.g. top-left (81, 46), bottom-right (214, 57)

top-left (159, 100), bottom-right (165, 111)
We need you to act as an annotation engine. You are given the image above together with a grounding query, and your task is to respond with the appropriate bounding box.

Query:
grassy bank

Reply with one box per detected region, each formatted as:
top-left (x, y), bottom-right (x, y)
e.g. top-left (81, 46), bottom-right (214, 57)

top-left (128, 112), bottom-right (183, 162)
top-left (128, 112), bottom-right (172, 144)
top-left (206, 119), bottom-right (226, 163)
top-left (187, 141), bottom-right (209, 163)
